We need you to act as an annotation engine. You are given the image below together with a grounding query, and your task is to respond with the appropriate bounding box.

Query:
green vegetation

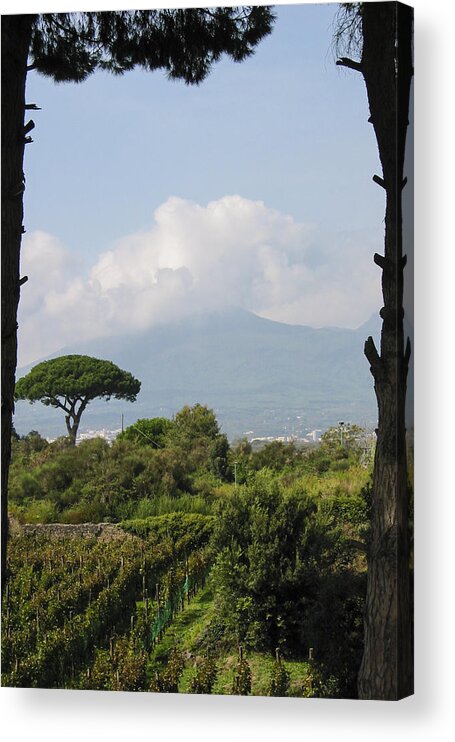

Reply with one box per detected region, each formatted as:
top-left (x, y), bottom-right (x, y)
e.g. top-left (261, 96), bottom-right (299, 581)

top-left (2, 513), bottom-right (212, 689)
top-left (4, 408), bottom-right (374, 697)
top-left (268, 653), bottom-right (291, 697)
top-left (15, 356), bottom-right (140, 445)
top-left (8, 405), bottom-right (230, 524)
top-left (118, 417), bottom-right (172, 448)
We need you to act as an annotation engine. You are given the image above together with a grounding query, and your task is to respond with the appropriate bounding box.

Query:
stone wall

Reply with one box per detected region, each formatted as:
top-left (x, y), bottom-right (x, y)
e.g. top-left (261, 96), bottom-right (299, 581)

top-left (13, 522), bottom-right (127, 541)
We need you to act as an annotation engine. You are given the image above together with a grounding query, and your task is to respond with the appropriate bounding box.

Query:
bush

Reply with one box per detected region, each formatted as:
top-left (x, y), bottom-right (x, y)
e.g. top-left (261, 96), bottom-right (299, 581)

top-left (211, 469), bottom-right (365, 698)
top-left (232, 653), bottom-right (251, 696)
top-left (300, 570), bottom-right (366, 698)
top-left (268, 656), bottom-right (291, 697)
top-left (60, 500), bottom-right (106, 524)
top-left (189, 656), bottom-right (218, 694)
top-left (118, 417), bottom-right (173, 448)
top-left (9, 472), bottom-right (44, 503)
top-left (21, 498), bottom-right (58, 524)
top-left (150, 647), bottom-right (185, 693)
top-left (133, 495), bottom-right (213, 519)
top-left (212, 471), bottom-right (327, 651)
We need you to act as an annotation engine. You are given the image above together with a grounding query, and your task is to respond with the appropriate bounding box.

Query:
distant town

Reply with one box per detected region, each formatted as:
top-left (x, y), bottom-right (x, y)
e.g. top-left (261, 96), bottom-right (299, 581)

top-left (69, 426), bottom-right (324, 447)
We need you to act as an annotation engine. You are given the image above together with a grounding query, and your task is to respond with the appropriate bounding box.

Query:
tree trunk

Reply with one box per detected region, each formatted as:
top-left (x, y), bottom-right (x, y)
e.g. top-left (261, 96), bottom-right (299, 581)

top-left (357, 2), bottom-right (413, 700)
top-left (64, 399), bottom-right (88, 445)
top-left (65, 414), bottom-right (79, 446)
top-left (1, 15), bottom-right (34, 595)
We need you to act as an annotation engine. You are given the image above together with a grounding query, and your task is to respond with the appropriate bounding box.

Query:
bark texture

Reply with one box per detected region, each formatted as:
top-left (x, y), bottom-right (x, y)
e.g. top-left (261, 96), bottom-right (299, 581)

top-left (64, 398), bottom-right (88, 445)
top-left (1, 15), bottom-right (34, 595)
top-left (357, 2), bottom-right (413, 700)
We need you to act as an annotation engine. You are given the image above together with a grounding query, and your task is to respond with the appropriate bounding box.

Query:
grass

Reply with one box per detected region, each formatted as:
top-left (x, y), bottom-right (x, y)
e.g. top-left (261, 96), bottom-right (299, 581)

top-left (200, 652), bottom-right (312, 697)
top-left (133, 494), bottom-right (214, 518)
top-left (148, 583), bottom-right (215, 667)
top-left (147, 578), bottom-right (312, 697)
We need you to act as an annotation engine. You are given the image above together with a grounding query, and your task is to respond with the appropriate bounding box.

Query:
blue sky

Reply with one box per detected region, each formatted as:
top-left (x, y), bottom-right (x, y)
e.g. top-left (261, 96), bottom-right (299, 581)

top-left (17, 2), bottom-right (386, 365)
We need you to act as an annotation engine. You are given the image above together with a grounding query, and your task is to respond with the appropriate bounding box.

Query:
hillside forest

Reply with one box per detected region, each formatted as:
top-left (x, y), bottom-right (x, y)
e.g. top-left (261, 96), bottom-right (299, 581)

top-left (1, 404), bottom-right (405, 699)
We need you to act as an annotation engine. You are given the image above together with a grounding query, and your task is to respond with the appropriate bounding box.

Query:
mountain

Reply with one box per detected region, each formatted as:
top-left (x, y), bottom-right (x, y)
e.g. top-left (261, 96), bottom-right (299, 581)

top-left (14, 308), bottom-right (381, 440)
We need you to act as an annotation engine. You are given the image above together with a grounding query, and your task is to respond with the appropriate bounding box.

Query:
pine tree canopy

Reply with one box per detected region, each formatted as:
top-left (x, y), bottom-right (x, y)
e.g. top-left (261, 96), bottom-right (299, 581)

top-left (15, 355), bottom-right (141, 407)
top-left (27, 7), bottom-right (275, 84)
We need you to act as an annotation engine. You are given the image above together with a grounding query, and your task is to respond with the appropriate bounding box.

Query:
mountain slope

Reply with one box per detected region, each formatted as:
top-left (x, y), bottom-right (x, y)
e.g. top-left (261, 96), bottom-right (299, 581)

top-left (14, 308), bottom-right (380, 440)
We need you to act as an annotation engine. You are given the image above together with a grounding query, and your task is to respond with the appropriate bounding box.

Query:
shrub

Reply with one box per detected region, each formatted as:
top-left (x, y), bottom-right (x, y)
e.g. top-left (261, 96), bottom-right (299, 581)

top-left (232, 652), bottom-right (251, 696)
top-left (21, 498), bottom-right (58, 524)
top-left (150, 647), bottom-right (185, 693)
top-left (189, 656), bottom-right (218, 694)
top-left (268, 655), bottom-right (291, 697)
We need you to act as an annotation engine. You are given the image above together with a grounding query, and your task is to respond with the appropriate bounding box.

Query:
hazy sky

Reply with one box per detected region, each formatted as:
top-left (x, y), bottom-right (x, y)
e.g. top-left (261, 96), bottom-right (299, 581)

top-left (17, 2), bottom-right (385, 366)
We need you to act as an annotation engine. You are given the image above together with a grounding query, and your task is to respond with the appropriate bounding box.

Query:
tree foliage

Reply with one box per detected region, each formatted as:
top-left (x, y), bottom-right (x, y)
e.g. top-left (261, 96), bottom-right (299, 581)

top-left (319, 423), bottom-right (369, 461)
top-left (250, 440), bottom-right (301, 473)
top-left (119, 417), bottom-right (173, 448)
top-left (15, 355), bottom-right (140, 444)
top-left (168, 403), bottom-right (230, 480)
top-left (28, 8), bottom-right (275, 85)
top-left (172, 403), bottom-right (221, 443)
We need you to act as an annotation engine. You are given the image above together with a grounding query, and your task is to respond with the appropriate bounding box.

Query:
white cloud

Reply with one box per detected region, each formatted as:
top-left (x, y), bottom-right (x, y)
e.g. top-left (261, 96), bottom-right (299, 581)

top-left (17, 195), bottom-right (381, 366)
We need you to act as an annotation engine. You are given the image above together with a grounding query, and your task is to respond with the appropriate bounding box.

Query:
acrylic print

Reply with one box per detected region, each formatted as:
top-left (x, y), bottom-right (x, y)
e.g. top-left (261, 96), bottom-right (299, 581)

top-left (1, 2), bottom-right (414, 700)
